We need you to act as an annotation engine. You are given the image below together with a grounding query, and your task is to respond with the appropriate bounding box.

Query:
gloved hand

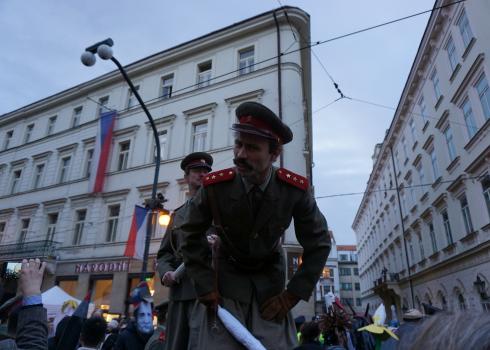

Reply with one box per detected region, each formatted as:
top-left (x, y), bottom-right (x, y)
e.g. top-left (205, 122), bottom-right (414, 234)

top-left (198, 291), bottom-right (221, 311)
top-left (260, 290), bottom-right (300, 322)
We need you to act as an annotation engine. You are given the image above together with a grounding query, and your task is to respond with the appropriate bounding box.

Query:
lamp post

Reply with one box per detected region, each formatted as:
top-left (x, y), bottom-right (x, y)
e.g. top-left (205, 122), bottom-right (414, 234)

top-left (81, 38), bottom-right (170, 281)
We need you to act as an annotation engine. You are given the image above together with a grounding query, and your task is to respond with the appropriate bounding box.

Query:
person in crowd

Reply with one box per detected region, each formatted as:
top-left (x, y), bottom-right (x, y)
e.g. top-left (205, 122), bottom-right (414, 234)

top-left (156, 151), bottom-right (213, 350)
top-left (397, 312), bottom-right (490, 350)
top-left (101, 319), bottom-right (119, 350)
top-left (78, 316), bottom-right (107, 350)
top-left (0, 258), bottom-right (48, 350)
top-left (114, 282), bottom-right (154, 350)
top-left (180, 101), bottom-right (331, 349)
top-left (144, 301), bottom-right (168, 350)
top-left (294, 321), bottom-right (323, 350)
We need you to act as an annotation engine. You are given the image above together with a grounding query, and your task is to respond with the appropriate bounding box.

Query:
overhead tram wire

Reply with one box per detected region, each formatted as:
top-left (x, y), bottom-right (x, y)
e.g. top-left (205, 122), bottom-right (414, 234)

top-left (85, 0), bottom-right (465, 115)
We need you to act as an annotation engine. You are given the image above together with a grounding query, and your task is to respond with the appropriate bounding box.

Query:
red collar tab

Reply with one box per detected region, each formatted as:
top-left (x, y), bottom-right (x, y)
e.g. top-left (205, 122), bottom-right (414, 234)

top-left (203, 168), bottom-right (236, 187)
top-left (277, 168), bottom-right (309, 191)
top-left (239, 115), bottom-right (280, 142)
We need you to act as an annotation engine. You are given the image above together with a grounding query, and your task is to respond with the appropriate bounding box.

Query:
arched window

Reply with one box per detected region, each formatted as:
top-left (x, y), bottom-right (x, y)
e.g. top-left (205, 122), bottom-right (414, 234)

top-left (458, 293), bottom-right (466, 311)
top-left (437, 291), bottom-right (447, 310)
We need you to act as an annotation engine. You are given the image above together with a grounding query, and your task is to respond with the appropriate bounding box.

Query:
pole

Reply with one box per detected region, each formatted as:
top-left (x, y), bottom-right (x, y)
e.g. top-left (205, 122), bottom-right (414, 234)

top-left (389, 145), bottom-right (415, 308)
top-left (110, 57), bottom-right (161, 281)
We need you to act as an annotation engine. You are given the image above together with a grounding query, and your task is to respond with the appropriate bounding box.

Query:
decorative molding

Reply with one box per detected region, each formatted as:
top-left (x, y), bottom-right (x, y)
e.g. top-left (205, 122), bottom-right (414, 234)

top-left (422, 134), bottom-right (434, 150)
top-left (113, 125), bottom-right (140, 138)
top-left (183, 102), bottom-right (218, 119)
top-left (32, 151), bottom-right (53, 161)
top-left (435, 109), bottom-right (450, 130)
top-left (57, 143), bottom-right (78, 154)
top-left (451, 52), bottom-right (485, 104)
top-left (224, 89), bottom-right (265, 106)
top-left (10, 158), bottom-right (28, 167)
top-left (431, 192), bottom-right (447, 208)
top-left (145, 114), bottom-right (177, 129)
top-left (464, 144), bottom-right (490, 174)
top-left (42, 198), bottom-right (67, 208)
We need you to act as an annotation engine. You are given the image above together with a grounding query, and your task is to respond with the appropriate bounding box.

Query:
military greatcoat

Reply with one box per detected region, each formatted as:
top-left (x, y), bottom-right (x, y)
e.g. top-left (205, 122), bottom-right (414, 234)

top-left (180, 166), bottom-right (331, 309)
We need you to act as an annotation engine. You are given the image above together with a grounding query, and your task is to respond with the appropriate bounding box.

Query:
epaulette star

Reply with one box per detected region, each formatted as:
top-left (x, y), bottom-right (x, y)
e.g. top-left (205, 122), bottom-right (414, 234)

top-left (203, 168), bottom-right (236, 187)
top-left (277, 168), bottom-right (309, 191)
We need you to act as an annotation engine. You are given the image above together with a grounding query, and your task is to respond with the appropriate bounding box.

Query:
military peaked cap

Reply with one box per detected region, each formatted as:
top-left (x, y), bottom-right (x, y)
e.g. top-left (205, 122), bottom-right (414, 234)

top-left (180, 152), bottom-right (213, 171)
top-left (232, 101), bottom-right (293, 144)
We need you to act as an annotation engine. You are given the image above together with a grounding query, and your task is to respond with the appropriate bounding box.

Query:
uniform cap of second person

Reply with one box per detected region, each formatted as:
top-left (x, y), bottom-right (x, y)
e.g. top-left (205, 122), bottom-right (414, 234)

top-left (231, 101), bottom-right (293, 144)
top-left (180, 152), bottom-right (213, 171)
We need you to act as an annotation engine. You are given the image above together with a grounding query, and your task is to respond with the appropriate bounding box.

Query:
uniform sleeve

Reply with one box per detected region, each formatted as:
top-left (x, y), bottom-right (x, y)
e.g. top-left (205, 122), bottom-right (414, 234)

top-left (287, 189), bottom-right (331, 301)
top-left (156, 213), bottom-right (179, 281)
top-left (15, 305), bottom-right (48, 350)
top-left (180, 186), bottom-right (215, 297)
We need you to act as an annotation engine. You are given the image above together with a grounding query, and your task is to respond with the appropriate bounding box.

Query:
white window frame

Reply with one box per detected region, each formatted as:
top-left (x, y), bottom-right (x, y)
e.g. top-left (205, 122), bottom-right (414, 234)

top-left (18, 218), bottom-right (30, 244)
top-left (482, 176), bottom-right (490, 219)
top-left (117, 140), bottom-right (131, 171)
top-left (429, 147), bottom-right (440, 180)
top-left (418, 234), bottom-right (425, 260)
top-left (72, 106), bottom-right (83, 128)
top-left (126, 85), bottom-right (140, 109)
top-left (441, 209), bottom-right (453, 245)
top-left (0, 221), bottom-right (6, 243)
top-left (443, 126), bottom-right (457, 162)
top-left (73, 209), bottom-right (87, 245)
top-left (418, 96), bottom-right (428, 125)
top-left (10, 168), bottom-right (22, 194)
top-left (84, 148), bottom-right (94, 178)
top-left (238, 46), bottom-right (255, 75)
top-left (58, 155), bottom-right (72, 183)
top-left (460, 97), bottom-right (478, 139)
top-left (430, 69), bottom-right (442, 100)
top-left (197, 60), bottom-right (212, 88)
top-left (98, 96), bottom-right (110, 117)
top-left (3, 130), bottom-right (14, 150)
top-left (459, 194), bottom-right (474, 234)
top-left (32, 163), bottom-right (45, 189)
top-left (191, 120), bottom-right (208, 152)
top-left (161, 74), bottom-right (174, 99)
top-left (46, 212), bottom-right (58, 242)
top-left (47, 116), bottom-right (57, 136)
top-left (445, 36), bottom-right (458, 72)
top-left (475, 74), bottom-right (490, 120)
top-left (457, 9), bottom-right (474, 48)
top-left (154, 129), bottom-right (168, 161)
top-left (428, 221), bottom-right (437, 254)
top-left (106, 204), bottom-right (120, 242)
top-left (24, 123), bottom-right (34, 143)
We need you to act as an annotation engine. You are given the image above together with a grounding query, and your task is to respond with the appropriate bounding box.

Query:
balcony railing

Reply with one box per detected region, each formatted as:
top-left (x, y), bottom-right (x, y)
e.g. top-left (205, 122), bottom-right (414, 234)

top-left (0, 240), bottom-right (59, 261)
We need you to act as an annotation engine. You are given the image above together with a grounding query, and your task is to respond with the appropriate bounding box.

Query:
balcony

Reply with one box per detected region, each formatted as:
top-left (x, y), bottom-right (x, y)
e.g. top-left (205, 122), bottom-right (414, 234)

top-left (0, 240), bottom-right (59, 261)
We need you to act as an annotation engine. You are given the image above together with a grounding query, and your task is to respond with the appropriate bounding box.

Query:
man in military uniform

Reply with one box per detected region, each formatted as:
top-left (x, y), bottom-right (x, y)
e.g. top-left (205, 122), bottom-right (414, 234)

top-left (156, 152), bottom-right (213, 350)
top-left (180, 102), bottom-right (331, 350)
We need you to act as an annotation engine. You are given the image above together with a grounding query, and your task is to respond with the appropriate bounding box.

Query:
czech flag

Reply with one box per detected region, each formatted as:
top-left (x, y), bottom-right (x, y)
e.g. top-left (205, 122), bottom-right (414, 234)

top-left (124, 205), bottom-right (149, 260)
top-left (88, 110), bottom-right (116, 193)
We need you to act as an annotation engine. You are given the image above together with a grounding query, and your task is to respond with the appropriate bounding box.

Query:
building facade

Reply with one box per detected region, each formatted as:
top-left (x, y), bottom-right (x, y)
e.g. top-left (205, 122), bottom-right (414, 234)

top-left (352, 0), bottom-right (490, 319)
top-left (337, 245), bottom-right (362, 314)
top-left (314, 231), bottom-right (339, 315)
top-left (0, 7), bottom-right (315, 318)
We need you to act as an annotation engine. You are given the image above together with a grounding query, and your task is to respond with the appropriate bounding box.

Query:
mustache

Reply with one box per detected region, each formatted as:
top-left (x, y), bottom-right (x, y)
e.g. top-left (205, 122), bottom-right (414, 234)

top-left (233, 158), bottom-right (253, 170)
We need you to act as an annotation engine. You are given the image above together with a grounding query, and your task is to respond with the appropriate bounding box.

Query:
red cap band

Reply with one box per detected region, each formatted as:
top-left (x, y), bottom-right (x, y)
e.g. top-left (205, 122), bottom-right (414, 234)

top-left (238, 115), bottom-right (280, 141)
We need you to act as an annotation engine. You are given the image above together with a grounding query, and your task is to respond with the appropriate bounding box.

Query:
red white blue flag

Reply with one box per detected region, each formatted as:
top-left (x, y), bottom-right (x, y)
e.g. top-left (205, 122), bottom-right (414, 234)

top-left (124, 205), bottom-right (149, 260)
top-left (88, 110), bottom-right (116, 193)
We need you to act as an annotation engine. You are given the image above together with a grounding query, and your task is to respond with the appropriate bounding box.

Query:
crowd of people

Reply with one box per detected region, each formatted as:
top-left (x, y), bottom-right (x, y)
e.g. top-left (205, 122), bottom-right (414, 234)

top-left (1, 102), bottom-right (489, 350)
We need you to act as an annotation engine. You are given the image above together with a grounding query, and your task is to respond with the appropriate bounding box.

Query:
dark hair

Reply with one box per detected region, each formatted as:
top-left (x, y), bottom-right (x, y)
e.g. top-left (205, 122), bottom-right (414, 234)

top-left (300, 321), bottom-right (320, 343)
top-left (80, 316), bottom-right (107, 347)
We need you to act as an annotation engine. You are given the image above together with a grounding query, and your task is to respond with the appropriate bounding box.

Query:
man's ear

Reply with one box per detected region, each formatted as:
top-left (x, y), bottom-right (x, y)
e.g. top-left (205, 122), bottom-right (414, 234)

top-left (270, 145), bottom-right (282, 163)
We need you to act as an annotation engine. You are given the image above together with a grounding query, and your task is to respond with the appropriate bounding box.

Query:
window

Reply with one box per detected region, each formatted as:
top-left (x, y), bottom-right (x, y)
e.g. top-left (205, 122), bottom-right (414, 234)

top-left (47, 116), bottom-right (57, 136)
top-left (72, 107), bottom-right (82, 128)
top-left (430, 69), bottom-right (442, 100)
top-left (457, 10), bottom-right (474, 48)
top-left (127, 85), bottom-right (139, 109)
top-left (461, 98), bottom-right (478, 139)
top-left (459, 194), bottom-right (474, 234)
top-left (419, 235), bottom-right (425, 260)
top-left (154, 130), bottom-right (168, 161)
top-left (476, 74), bottom-right (490, 119)
top-left (409, 240), bottom-right (415, 262)
top-left (46, 213), bottom-right (58, 242)
top-left (192, 121), bottom-right (207, 152)
top-left (445, 36), bottom-right (458, 71)
top-left (59, 156), bottom-right (71, 183)
top-left (161, 74), bottom-right (174, 99)
top-left (197, 61), bottom-right (212, 88)
top-left (84, 149), bottom-right (94, 178)
top-left (341, 283), bottom-right (353, 291)
top-left (442, 210), bottom-right (453, 245)
top-left (0, 222), bottom-right (5, 243)
top-left (238, 47), bottom-right (255, 75)
top-left (33, 163), bottom-right (45, 189)
top-left (429, 148), bottom-right (440, 180)
top-left (24, 124), bottom-right (34, 143)
top-left (98, 96), bottom-right (110, 117)
top-left (409, 118), bottom-right (417, 144)
top-left (443, 126), bottom-right (457, 162)
top-left (341, 298), bottom-right (354, 306)
top-left (458, 293), bottom-right (467, 311)
top-left (18, 218), bottom-right (30, 245)
top-left (3, 130), bottom-right (14, 150)
top-left (356, 298), bottom-right (362, 307)
top-left (482, 176), bottom-right (490, 219)
top-left (416, 163), bottom-right (425, 190)
top-left (339, 254), bottom-right (349, 261)
top-left (428, 221), bottom-right (437, 254)
top-left (418, 96), bottom-right (428, 125)
top-left (73, 209), bottom-right (87, 245)
top-left (353, 267), bottom-right (359, 276)
top-left (11, 169), bottom-right (22, 194)
top-left (117, 141), bottom-right (130, 171)
top-left (355, 282), bottom-right (361, 291)
top-left (339, 267), bottom-right (351, 276)
top-left (106, 205), bottom-right (120, 242)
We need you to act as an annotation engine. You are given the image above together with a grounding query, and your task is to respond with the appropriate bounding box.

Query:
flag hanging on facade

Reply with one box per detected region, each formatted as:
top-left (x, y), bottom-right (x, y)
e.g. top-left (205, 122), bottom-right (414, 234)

top-left (124, 205), bottom-right (149, 260)
top-left (88, 110), bottom-right (116, 193)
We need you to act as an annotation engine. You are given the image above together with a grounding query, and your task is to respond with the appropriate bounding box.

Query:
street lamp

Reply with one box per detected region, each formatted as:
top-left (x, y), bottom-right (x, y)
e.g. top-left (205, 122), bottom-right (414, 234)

top-left (81, 38), bottom-right (166, 281)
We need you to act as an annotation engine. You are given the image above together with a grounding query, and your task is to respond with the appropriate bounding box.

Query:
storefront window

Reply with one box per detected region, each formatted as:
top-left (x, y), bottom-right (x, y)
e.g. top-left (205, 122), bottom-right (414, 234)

top-left (128, 275), bottom-right (156, 298)
top-left (92, 279), bottom-right (113, 310)
top-left (58, 280), bottom-right (78, 297)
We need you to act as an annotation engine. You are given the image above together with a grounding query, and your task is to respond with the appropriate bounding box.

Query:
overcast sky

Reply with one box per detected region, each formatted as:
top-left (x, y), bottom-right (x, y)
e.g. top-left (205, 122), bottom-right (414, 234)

top-left (0, 0), bottom-right (432, 245)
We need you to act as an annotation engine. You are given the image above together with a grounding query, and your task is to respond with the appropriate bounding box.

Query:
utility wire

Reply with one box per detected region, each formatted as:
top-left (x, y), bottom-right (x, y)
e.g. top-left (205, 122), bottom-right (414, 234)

top-left (86, 0), bottom-right (465, 115)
